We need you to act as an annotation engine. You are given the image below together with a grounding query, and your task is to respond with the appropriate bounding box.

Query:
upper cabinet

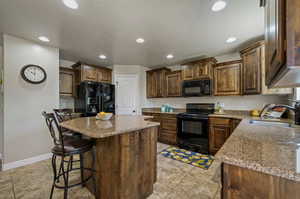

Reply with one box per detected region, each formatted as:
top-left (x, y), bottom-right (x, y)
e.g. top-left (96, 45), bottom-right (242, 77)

top-left (264, 0), bottom-right (300, 87)
top-left (213, 61), bottom-right (242, 96)
top-left (81, 65), bottom-right (98, 82)
top-left (146, 68), bottom-right (171, 98)
top-left (182, 58), bottom-right (216, 80)
top-left (97, 68), bottom-right (112, 83)
top-left (240, 41), bottom-right (263, 95)
top-left (59, 67), bottom-right (75, 97)
top-left (166, 71), bottom-right (182, 97)
top-left (73, 62), bottom-right (112, 85)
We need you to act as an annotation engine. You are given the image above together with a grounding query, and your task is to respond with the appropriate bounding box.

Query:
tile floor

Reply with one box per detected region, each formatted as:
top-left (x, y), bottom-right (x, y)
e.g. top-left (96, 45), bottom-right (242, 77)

top-left (0, 143), bottom-right (221, 199)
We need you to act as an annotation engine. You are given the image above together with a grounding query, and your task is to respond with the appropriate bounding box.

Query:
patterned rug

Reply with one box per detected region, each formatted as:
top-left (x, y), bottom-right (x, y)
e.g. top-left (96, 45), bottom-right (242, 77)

top-left (160, 147), bottom-right (214, 169)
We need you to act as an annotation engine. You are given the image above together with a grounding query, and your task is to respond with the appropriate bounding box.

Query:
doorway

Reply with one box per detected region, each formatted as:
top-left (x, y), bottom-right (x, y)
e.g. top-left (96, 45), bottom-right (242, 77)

top-left (115, 74), bottom-right (139, 115)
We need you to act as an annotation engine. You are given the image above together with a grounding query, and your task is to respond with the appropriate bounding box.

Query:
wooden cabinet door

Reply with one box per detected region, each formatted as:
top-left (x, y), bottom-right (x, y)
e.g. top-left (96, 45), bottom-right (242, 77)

top-left (156, 71), bottom-right (165, 98)
top-left (59, 68), bottom-right (75, 96)
top-left (182, 65), bottom-right (194, 80)
top-left (146, 68), bottom-right (169, 98)
top-left (97, 68), bottom-right (112, 83)
top-left (214, 61), bottom-right (242, 96)
top-left (146, 71), bottom-right (157, 98)
top-left (265, 0), bottom-right (286, 86)
top-left (166, 71), bottom-right (182, 97)
top-left (241, 46), bottom-right (262, 95)
top-left (231, 119), bottom-right (241, 133)
top-left (82, 65), bottom-right (97, 82)
top-left (193, 63), bottom-right (210, 79)
top-left (209, 125), bottom-right (231, 155)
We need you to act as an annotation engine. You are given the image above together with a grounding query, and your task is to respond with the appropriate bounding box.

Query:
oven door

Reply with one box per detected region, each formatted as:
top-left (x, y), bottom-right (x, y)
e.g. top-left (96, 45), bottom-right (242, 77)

top-left (182, 80), bottom-right (211, 97)
top-left (177, 115), bottom-right (209, 153)
top-left (177, 116), bottom-right (209, 139)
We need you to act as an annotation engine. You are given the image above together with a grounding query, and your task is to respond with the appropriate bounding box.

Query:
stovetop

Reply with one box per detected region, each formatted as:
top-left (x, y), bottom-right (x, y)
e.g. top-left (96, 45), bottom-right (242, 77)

top-left (177, 103), bottom-right (215, 119)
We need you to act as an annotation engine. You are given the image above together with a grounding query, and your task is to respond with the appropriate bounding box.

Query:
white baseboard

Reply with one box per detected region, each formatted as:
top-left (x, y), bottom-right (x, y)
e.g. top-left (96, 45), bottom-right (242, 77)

top-left (3, 153), bottom-right (52, 171)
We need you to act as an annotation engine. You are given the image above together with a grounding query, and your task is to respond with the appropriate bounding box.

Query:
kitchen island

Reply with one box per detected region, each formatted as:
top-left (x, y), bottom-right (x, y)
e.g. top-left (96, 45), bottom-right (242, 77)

top-left (60, 115), bottom-right (160, 199)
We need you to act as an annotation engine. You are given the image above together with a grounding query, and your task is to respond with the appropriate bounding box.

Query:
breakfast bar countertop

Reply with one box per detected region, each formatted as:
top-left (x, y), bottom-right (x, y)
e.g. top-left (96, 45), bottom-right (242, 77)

top-left (60, 115), bottom-right (159, 139)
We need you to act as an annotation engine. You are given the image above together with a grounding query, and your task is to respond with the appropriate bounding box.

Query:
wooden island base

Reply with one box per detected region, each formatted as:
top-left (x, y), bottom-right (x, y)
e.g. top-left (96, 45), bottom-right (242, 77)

top-left (84, 126), bottom-right (158, 199)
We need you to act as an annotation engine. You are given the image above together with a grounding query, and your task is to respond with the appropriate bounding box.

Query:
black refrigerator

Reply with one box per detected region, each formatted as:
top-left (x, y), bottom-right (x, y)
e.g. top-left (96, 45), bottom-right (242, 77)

top-left (75, 81), bottom-right (115, 116)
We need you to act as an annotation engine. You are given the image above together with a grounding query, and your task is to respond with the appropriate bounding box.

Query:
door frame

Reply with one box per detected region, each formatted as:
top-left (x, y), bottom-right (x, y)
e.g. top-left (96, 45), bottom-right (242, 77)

top-left (114, 74), bottom-right (139, 115)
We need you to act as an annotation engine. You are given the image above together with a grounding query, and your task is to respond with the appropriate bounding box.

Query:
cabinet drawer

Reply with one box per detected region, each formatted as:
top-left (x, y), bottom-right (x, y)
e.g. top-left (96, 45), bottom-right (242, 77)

top-left (209, 117), bottom-right (231, 126)
top-left (161, 119), bottom-right (177, 131)
top-left (159, 130), bottom-right (177, 144)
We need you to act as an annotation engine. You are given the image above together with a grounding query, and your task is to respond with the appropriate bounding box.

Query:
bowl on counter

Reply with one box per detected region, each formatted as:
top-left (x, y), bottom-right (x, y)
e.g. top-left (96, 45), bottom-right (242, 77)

top-left (96, 113), bottom-right (113, 121)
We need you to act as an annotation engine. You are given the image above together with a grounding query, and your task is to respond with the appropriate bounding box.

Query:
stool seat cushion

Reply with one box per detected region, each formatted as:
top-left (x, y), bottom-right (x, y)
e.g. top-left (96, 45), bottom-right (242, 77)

top-left (52, 137), bottom-right (94, 155)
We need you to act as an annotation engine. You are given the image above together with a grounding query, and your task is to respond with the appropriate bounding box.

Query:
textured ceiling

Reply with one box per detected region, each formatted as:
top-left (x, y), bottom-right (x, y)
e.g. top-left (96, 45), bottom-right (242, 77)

top-left (0, 0), bottom-right (264, 67)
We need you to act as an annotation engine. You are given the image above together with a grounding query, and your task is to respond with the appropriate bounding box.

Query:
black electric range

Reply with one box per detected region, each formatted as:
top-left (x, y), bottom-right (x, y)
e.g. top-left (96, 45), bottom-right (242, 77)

top-left (177, 103), bottom-right (215, 154)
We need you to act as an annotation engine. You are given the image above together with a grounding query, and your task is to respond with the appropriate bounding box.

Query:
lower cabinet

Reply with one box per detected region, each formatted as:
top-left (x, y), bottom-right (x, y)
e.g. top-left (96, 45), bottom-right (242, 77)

top-left (209, 117), bottom-right (241, 155)
top-left (143, 112), bottom-right (177, 145)
top-left (222, 163), bottom-right (300, 199)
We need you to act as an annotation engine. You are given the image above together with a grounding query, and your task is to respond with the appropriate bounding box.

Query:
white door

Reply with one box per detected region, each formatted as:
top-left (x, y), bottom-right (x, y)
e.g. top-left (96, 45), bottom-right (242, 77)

top-left (115, 74), bottom-right (139, 115)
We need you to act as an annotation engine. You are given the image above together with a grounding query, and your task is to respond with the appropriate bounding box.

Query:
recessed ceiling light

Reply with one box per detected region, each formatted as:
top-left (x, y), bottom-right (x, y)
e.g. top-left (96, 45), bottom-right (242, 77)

top-left (62, 0), bottom-right (79, 9)
top-left (38, 36), bottom-right (50, 42)
top-left (99, 54), bottom-right (107, 59)
top-left (212, 0), bottom-right (227, 12)
top-left (226, 37), bottom-right (237, 43)
top-left (166, 54), bottom-right (174, 59)
top-left (136, 38), bottom-right (145, 44)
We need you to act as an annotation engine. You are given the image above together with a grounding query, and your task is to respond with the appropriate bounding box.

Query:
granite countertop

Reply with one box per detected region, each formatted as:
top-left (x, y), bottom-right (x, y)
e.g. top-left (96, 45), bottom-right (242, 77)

top-left (60, 115), bottom-right (160, 139)
top-left (215, 117), bottom-right (300, 182)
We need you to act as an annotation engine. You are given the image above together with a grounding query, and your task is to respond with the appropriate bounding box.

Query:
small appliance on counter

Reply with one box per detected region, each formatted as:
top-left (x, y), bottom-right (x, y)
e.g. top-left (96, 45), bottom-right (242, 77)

top-left (214, 102), bottom-right (225, 114)
top-left (75, 81), bottom-right (115, 117)
top-left (177, 103), bottom-right (215, 154)
top-left (161, 104), bottom-right (174, 113)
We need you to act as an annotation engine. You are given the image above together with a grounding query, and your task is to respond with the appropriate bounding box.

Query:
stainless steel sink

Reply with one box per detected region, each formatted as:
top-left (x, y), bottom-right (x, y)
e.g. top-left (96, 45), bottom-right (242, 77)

top-left (249, 120), bottom-right (292, 128)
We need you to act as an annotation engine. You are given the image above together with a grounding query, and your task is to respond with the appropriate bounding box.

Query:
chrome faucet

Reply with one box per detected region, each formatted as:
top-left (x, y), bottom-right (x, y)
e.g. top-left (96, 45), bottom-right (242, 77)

top-left (260, 101), bottom-right (300, 125)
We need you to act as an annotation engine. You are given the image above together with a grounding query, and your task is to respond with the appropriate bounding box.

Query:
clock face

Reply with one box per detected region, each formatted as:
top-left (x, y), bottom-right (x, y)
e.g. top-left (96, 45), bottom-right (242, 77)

top-left (21, 65), bottom-right (47, 84)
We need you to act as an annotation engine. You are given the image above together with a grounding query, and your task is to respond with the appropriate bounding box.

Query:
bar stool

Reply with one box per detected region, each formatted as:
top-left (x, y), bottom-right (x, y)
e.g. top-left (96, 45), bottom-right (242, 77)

top-left (42, 112), bottom-right (97, 199)
top-left (53, 109), bottom-right (82, 172)
top-left (53, 109), bottom-right (81, 137)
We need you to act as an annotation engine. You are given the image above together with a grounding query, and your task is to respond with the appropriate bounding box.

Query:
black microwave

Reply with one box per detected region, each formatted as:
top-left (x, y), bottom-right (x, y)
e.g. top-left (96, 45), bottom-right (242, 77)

top-left (182, 79), bottom-right (212, 97)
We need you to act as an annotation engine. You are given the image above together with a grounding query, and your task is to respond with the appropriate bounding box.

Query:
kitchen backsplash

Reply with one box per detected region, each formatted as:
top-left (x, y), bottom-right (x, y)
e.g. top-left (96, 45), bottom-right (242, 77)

top-left (59, 96), bottom-right (75, 110)
top-left (143, 95), bottom-right (289, 110)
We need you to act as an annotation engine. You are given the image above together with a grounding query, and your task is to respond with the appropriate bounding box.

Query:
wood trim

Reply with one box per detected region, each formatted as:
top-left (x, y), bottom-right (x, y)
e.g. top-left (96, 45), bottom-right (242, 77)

top-left (216, 60), bottom-right (242, 67)
top-left (181, 57), bottom-right (217, 65)
top-left (240, 40), bottom-right (265, 55)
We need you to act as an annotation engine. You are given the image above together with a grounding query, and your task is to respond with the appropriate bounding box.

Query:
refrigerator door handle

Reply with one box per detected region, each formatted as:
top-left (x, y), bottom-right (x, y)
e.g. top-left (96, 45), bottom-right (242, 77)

top-left (101, 96), bottom-right (104, 112)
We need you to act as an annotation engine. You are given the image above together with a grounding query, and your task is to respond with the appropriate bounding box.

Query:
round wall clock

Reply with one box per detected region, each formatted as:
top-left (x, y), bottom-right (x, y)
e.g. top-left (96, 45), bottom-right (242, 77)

top-left (21, 65), bottom-right (47, 84)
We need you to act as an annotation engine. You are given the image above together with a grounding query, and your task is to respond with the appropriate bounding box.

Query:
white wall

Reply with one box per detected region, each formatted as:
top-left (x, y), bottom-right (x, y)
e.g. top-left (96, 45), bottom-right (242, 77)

top-left (143, 95), bottom-right (288, 110)
top-left (3, 35), bottom-right (59, 164)
top-left (60, 59), bottom-right (75, 69)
